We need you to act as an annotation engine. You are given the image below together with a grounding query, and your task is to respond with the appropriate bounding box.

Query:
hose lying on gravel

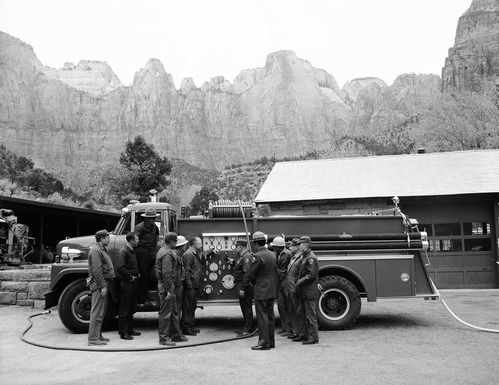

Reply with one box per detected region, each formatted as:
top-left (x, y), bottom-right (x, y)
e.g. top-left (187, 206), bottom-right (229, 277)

top-left (20, 310), bottom-right (258, 352)
top-left (429, 278), bottom-right (499, 334)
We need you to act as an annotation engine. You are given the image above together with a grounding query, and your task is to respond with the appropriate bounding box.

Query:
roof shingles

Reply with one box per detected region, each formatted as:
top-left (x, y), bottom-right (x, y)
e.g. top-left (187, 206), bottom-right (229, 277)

top-left (255, 150), bottom-right (499, 203)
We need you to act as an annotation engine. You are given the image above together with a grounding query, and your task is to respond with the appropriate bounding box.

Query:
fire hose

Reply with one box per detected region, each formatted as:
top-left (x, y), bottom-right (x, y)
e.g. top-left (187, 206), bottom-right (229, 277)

top-left (428, 279), bottom-right (499, 334)
top-left (20, 310), bottom-right (258, 352)
top-left (21, 281), bottom-right (499, 352)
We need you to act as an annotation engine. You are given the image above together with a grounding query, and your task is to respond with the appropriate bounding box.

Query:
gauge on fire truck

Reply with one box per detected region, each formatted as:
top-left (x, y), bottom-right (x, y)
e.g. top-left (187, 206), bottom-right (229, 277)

top-left (221, 274), bottom-right (235, 289)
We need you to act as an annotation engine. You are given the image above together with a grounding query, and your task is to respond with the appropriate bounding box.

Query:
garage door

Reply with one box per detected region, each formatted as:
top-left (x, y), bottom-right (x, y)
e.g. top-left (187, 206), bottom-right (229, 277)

top-left (417, 220), bottom-right (496, 288)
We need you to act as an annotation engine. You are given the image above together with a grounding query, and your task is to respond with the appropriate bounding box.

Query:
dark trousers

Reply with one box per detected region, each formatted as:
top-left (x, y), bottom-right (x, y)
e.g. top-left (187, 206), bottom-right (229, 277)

top-left (238, 285), bottom-right (254, 332)
top-left (136, 248), bottom-right (155, 303)
top-left (287, 290), bottom-right (300, 335)
top-left (118, 280), bottom-right (138, 335)
top-left (170, 284), bottom-right (182, 337)
top-left (298, 298), bottom-right (319, 341)
top-left (182, 286), bottom-right (200, 331)
top-left (277, 284), bottom-right (289, 331)
top-left (255, 298), bottom-right (275, 348)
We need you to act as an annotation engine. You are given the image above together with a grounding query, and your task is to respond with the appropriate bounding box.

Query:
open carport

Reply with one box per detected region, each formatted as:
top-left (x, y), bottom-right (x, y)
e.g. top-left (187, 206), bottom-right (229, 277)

top-left (0, 196), bottom-right (119, 263)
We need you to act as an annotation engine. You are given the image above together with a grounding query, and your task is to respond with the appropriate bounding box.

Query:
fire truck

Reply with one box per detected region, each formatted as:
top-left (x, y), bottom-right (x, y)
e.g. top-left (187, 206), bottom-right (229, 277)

top-left (44, 193), bottom-right (438, 333)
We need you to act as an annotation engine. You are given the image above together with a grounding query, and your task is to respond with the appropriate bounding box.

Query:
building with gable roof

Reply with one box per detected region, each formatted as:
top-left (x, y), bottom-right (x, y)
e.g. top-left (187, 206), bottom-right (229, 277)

top-left (255, 149), bottom-right (499, 289)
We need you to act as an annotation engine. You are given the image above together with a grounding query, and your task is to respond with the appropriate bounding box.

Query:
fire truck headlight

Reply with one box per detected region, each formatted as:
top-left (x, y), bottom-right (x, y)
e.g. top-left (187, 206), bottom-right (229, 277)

top-left (61, 247), bottom-right (82, 263)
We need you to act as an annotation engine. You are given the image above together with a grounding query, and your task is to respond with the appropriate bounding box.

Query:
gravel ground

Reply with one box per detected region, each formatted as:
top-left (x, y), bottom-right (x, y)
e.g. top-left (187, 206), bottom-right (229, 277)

top-left (1, 289), bottom-right (499, 385)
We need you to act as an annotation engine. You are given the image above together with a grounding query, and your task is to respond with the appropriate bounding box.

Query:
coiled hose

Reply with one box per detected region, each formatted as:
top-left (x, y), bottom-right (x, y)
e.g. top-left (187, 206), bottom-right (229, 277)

top-left (20, 310), bottom-right (258, 352)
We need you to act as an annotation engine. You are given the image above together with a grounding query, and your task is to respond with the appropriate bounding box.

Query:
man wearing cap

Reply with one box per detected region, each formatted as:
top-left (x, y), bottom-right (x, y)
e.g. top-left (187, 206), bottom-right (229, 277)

top-left (233, 240), bottom-right (254, 336)
top-left (271, 236), bottom-right (292, 336)
top-left (87, 230), bottom-right (115, 346)
top-left (247, 231), bottom-right (279, 350)
top-left (295, 236), bottom-right (320, 345)
top-left (115, 231), bottom-right (141, 340)
top-left (285, 238), bottom-right (303, 340)
top-left (134, 207), bottom-right (160, 306)
top-left (156, 232), bottom-right (188, 346)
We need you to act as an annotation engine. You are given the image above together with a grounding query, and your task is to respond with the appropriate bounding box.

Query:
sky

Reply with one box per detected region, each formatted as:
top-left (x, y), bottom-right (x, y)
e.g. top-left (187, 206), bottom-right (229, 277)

top-left (0, 0), bottom-right (473, 89)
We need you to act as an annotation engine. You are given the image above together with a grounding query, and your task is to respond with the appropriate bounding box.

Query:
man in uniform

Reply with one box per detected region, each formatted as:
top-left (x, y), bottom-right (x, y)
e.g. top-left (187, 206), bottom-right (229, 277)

top-left (285, 238), bottom-right (303, 340)
top-left (115, 231), bottom-right (140, 340)
top-left (233, 240), bottom-right (254, 336)
top-left (156, 232), bottom-right (188, 346)
top-left (87, 230), bottom-right (115, 346)
top-left (271, 236), bottom-right (292, 336)
top-left (181, 236), bottom-right (203, 336)
top-left (294, 236), bottom-right (320, 345)
top-left (246, 231), bottom-right (279, 350)
top-left (134, 207), bottom-right (160, 306)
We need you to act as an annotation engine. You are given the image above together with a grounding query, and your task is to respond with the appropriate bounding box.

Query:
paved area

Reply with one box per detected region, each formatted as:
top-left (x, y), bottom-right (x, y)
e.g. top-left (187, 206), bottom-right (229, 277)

top-left (1, 290), bottom-right (499, 385)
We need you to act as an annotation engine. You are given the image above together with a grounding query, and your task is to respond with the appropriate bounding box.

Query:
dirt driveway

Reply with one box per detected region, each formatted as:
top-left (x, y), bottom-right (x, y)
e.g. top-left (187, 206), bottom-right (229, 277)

top-left (1, 289), bottom-right (499, 385)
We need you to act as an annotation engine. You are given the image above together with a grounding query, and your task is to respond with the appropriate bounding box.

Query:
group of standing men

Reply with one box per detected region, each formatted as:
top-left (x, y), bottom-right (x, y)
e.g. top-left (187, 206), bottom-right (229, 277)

top-left (86, 206), bottom-right (321, 349)
top-left (236, 231), bottom-right (320, 350)
top-left (86, 207), bottom-right (207, 346)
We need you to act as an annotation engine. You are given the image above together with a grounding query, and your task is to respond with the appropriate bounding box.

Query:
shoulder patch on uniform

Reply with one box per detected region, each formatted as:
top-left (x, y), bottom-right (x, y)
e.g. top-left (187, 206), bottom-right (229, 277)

top-left (308, 258), bottom-right (314, 265)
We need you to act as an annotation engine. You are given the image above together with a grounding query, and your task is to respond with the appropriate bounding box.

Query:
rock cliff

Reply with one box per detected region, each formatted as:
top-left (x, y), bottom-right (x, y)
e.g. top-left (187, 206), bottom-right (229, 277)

top-left (0, 33), bottom-right (354, 171)
top-left (2, 0), bottom-right (486, 178)
top-left (441, 0), bottom-right (499, 91)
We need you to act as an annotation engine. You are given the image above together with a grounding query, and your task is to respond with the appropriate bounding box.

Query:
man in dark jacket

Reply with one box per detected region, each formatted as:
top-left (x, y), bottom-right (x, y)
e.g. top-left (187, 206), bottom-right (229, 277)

top-left (285, 238), bottom-right (303, 340)
top-left (294, 236), bottom-right (320, 345)
top-left (233, 240), bottom-right (254, 336)
top-left (271, 236), bottom-right (292, 336)
top-left (246, 231), bottom-right (279, 350)
top-left (115, 231), bottom-right (140, 340)
top-left (134, 207), bottom-right (160, 305)
top-left (181, 236), bottom-right (203, 335)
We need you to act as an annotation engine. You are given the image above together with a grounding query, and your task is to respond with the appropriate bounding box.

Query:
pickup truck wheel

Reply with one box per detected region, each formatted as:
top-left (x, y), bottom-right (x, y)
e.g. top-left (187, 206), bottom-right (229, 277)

top-left (58, 279), bottom-right (92, 333)
top-left (58, 279), bottom-right (118, 333)
top-left (317, 275), bottom-right (361, 330)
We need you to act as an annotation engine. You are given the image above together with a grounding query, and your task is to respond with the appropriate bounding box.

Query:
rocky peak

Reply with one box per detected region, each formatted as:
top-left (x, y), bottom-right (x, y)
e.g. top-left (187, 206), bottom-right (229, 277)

top-left (441, 0), bottom-right (499, 91)
top-left (0, 31), bottom-right (45, 72)
top-left (42, 59), bottom-right (124, 97)
top-left (201, 76), bottom-right (234, 93)
top-left (180, 77), bottom-right (197, 93)
top-left (262, 50), bottom-right (339, 91)
top-left (341, 77), bottom-right (387, 106)
top-left (133, 58), bottom-right (175, 89)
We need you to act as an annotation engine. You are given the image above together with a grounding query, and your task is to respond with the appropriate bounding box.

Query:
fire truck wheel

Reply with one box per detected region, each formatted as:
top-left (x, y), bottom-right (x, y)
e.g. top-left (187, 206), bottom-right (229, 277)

top-left (58, 278), bottom-right (117, 334)
top-left (317, 275), bottom-right (361, 330)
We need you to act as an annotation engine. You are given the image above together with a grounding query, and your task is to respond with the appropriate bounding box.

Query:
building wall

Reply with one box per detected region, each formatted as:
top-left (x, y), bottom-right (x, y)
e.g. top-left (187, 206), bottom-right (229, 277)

top-left (267, 197), bottom-right (392, 216)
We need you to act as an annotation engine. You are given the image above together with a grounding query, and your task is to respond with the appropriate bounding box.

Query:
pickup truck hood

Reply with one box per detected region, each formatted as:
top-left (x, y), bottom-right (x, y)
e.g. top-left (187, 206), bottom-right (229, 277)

top-left (56, 234), bottom-right (116, 260)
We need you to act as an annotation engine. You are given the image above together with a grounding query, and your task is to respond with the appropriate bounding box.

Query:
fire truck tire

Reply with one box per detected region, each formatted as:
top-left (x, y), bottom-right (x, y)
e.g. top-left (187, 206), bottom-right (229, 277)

top-left (317, 275), bottom-right (361, 330)
top-left (58, 278), bottom-right (117, 334)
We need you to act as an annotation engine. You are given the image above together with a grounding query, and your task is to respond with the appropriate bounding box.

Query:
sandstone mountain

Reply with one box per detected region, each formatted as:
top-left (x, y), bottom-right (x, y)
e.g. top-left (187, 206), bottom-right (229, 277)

top-left (0, 33), bottom-right (353, 172)
top-left (442, 0), bottom-right (499, 91)
top-left (0, 0), bottom-right (495, 182)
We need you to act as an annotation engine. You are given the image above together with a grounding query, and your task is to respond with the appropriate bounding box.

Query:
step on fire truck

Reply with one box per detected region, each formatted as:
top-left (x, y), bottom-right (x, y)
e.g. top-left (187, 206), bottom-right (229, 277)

top-left (44, 192), bottom-right (438, 333)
